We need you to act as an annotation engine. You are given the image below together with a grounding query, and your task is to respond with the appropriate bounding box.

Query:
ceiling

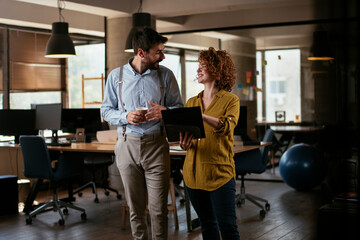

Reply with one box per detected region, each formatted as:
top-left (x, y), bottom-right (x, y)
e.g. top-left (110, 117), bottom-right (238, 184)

top-left (1, 0), bottom-right (320, 49)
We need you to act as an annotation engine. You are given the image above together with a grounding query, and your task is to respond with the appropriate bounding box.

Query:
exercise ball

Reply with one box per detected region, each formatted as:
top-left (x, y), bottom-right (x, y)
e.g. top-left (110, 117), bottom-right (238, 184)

top-left (279, 143), bottom-right (326, 191)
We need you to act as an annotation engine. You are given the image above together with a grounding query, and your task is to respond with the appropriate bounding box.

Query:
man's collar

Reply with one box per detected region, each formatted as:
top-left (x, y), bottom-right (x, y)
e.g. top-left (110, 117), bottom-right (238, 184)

top-left (126, 57), bottom-right (151, 76)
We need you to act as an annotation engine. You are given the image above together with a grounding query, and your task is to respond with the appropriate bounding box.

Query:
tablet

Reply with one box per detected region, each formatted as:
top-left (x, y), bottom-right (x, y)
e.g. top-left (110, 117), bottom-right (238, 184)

top-left (161, 107), bottom-right (206, 142)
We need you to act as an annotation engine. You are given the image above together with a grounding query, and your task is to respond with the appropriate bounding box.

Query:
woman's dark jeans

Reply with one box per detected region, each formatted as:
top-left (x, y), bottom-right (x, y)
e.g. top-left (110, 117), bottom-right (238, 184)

top-left (185, 178), bottom-right (240, 240)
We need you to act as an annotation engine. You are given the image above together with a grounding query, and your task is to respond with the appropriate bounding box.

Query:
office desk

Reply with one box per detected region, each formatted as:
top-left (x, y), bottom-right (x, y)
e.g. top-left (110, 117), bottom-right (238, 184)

top-left (169, 141), bottom-right (272, 155)
top-left (170, 141), bottom-right (272, 231)
top-left (270, 125), bottom-right (324, 133)
top-left (23, 143), bottom-right (116, 214)
top-left (52, 141), bottom-right (273, 232)
top-left (48, 142), bottom-right (115, 153)
top-left (256, 121), bottom-right (301, 127)
top-left (1, 141), bottom-right (271, 232)
top-left (255, 121), bottom-right (301, 141)
top-left (270, 125), bottom-right (324, 153)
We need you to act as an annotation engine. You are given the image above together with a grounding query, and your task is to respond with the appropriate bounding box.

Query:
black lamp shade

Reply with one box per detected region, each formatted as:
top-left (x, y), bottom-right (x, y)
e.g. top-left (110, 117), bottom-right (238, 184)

top-left (45, 22), bottom-right (76, 58)
top-left (308, 29), bottom-right (334, 61)
top-left (125, 13), bottom-right (151, 53)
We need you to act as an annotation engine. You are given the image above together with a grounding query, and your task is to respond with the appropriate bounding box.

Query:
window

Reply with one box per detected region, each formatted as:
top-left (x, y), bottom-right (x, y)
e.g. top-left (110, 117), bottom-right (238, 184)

top-left (162, 48), bottom-right (202, 103)
top-left (256, 51), bottom-right (263, 122)
top-left (6, 29), bottom-right (64, 109)
top-left (268, 77), bottom-right (286, 106)
top-left (185, 50), bottom-right (203, 102)
top-left (10, 92), bottom-right (61, 109)
top-left (68, 43), bottom-right (105, 108)
top-left (257, 49), bottom-right (301, 122)
top-left (0, 28), bottom-right (3, 109)
top-left (162, 50), bottom-right (182, 93)
top-left (0, 25), bottom-right (104, 110)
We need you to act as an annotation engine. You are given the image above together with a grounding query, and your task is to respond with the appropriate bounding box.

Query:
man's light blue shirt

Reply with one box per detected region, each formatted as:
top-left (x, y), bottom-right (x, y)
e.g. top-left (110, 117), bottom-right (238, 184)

top-left (101, 58), bottom-right (184, 136)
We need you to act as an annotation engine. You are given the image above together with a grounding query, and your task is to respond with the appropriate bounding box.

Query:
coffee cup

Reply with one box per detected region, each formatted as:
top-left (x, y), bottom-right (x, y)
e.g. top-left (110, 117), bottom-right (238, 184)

top-left (136, 107), bottom-right (148, 123)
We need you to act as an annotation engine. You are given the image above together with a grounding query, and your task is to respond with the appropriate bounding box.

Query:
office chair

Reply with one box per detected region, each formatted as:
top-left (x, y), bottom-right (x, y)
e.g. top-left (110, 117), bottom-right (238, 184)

top-left (19, 135), bottom-right (87, 225)
top-left (234, 128), bottom-right (274, 218)
top-left (170, 155), bottom-right (186, 204)
top-left (73, 153), bottom-right (122, 203)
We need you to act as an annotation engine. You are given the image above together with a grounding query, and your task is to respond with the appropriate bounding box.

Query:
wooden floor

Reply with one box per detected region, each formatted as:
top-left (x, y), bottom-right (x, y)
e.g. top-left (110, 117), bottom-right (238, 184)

top-left (0, 166), bottom-right (323, 240)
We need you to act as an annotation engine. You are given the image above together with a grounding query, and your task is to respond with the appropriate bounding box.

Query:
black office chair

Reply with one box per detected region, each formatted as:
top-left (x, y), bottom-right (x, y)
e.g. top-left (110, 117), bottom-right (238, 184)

top-left (73, 153), bottom-right (122, 203)
top-left (19, 135), bottom-right (87, 225)
top-left (234, 128), bottom-right (274, 217)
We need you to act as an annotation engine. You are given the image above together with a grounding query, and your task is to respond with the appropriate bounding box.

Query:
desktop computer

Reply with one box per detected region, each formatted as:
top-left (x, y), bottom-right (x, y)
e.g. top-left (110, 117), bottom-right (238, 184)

top-left (61, 108), bottom-right (103, 143)
top-left (0, 110), bottom-right (37, 144)
top-left (33, 103), bottom-right (71, 146)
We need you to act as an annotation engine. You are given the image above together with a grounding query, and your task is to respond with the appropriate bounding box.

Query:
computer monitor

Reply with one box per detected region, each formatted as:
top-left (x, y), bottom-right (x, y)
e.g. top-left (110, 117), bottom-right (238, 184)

top-left (234, 106), bottom-right (250, 141)
top-left (61, 108), bottom-right (102, 142)
top-left (0, 110), bottom-right (37, 143)
top-left (34, 103), bottom-right (62, 145)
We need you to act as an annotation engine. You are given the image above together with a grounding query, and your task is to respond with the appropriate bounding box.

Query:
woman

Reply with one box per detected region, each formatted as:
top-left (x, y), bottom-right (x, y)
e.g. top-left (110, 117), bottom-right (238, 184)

top-left (180, 47), bottom-right (240, 239)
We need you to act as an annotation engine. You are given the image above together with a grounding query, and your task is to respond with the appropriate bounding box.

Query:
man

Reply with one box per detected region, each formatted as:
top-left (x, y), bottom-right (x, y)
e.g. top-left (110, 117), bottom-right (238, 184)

top-left (101, 27), bottom-right (183, 240)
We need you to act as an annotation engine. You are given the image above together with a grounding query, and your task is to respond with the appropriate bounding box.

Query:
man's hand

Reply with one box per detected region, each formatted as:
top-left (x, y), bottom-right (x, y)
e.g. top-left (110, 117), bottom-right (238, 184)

top-left (145, 100), bottom-right (167, 122)
top-left (126, 111), bottom-right (145, 125)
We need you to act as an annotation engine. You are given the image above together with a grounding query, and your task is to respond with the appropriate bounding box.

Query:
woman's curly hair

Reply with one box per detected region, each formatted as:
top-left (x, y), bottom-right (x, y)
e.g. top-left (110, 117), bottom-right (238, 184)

top-left (198, 47), bottom-right (236, 92)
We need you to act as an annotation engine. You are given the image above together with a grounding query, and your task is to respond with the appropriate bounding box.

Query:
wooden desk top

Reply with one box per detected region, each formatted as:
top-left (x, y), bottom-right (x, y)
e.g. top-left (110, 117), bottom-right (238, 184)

top-left (1, 141), bottom-right (272, 155)
top-left (170, 141), bottom-right (272, 156)
top-left (270, 125), bottom-right (324, 133)
top-left (48, 143), bottom-right (115, 153)
top-left (256, 121), bottom-right (301, 126)
top-left (0, 142), bottom-right (114, 153)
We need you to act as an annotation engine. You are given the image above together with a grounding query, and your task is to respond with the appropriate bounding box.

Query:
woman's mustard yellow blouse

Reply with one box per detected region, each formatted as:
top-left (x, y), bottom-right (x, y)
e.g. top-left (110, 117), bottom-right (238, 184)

top-left (182, 89), bottom-right (240, 191)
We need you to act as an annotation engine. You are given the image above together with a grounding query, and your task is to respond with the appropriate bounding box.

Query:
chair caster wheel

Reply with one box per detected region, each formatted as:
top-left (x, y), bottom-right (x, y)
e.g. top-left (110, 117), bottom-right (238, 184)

top-left (58, 219), bottom-right (65, 225)
top-left (78, 192), bottom-right (83, 197)
top-left (104, 191), bottom-right (110, 196)
top-left (236, 201), bottom-right (242, 208)
top-left (63, 209), bottom-right (69, 215)
top-left (265, 203), bottom-right (270, 211)
top-left (26, 217), bottom-right (32, 224)
top-left (260, 210), bottom-right (266, 218)
top-left (94, 198), bottom-right (99, 203)
top-left (116, 194), bottom-right (122, 200)
top-left (81, 212), bottom-right (87, 220)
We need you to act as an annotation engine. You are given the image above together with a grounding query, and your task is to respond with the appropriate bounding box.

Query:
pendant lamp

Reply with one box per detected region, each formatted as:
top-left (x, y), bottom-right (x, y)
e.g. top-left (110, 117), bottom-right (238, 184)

top-left (45, 0), bottom-right (76, 58)
top-left (125, 0), bottom-right (151, 53)
top-left (308, 26), bottom-right (334, 61)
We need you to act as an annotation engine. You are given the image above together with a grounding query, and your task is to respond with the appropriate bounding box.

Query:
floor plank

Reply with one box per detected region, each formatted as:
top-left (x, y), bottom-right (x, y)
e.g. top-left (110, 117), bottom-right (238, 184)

top-left (0, 167), bottom-right (323, 240)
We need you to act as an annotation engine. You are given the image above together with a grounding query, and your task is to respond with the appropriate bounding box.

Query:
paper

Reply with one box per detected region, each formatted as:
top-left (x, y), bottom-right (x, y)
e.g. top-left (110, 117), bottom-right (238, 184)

top-left (96, 130), bottom-right (118, 144)
top-left (242, 88), bottom-right (249, 96)
top-left (169, 145), bottom-right (184, 151)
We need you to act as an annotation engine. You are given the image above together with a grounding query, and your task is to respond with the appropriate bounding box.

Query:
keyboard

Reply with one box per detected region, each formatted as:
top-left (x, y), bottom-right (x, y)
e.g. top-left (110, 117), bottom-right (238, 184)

top-left (46, 141), bottom-right (71, 146)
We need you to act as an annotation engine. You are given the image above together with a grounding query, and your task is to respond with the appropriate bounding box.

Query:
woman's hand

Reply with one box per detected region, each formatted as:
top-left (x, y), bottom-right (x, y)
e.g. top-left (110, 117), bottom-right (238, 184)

top-left (179, 131), bottom-right (194, 150)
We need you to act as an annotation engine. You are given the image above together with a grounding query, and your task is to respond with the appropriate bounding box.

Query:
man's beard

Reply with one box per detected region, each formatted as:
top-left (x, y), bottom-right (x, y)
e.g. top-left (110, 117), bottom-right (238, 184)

top-left (147, 59), bottom-right (162, 70)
